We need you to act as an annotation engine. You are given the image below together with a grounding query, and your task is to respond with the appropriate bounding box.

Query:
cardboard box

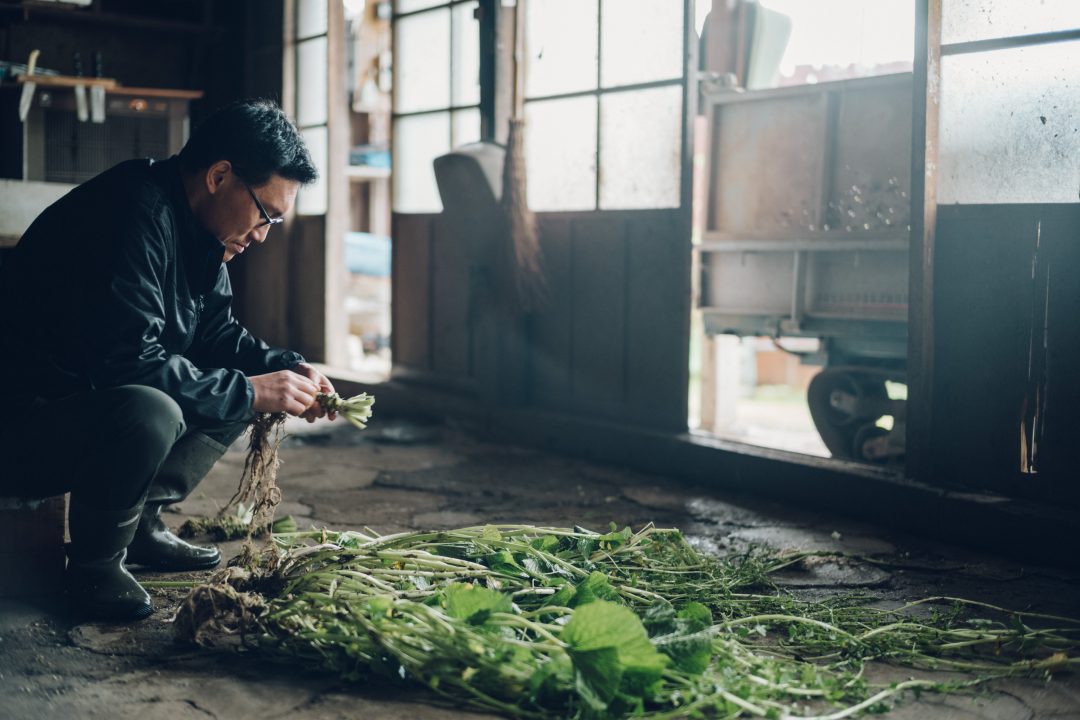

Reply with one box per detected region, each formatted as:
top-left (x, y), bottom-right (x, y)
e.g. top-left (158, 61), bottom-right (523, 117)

top-left (0, 495), bottom-right (67, 597)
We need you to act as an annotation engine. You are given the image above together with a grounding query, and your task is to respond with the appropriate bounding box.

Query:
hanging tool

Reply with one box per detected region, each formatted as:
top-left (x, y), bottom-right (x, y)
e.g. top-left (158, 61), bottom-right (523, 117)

top-left (90, 50), bottom-right (106, 123)
top-left (73, 51), bottom-right (88, 122)
top-left (17, 49), bottom-right (40, 123)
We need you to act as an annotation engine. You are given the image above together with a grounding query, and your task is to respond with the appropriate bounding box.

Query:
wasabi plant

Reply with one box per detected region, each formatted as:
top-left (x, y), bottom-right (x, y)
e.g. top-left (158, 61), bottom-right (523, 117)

top-left (175, 524), bottom-right (1080, 719)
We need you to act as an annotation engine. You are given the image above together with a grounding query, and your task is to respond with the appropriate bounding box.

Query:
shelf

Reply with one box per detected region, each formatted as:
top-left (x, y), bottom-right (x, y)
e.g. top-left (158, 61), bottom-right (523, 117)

top-left (3, 80), bottom-right (203, 100)
top-left (16, 74), bottom-right (117, 89)
top-left (346, 165), bottom-right (391, 181)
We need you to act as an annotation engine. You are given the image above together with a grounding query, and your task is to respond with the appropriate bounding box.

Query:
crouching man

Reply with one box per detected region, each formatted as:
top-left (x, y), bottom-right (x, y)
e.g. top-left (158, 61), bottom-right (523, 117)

top-left (0, 100), bottom-right (336, 621)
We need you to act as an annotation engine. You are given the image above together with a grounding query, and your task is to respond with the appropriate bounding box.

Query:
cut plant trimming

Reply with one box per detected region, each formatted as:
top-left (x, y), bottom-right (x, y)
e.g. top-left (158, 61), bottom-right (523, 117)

top-left (173, 393), bottom-right (1078, 718)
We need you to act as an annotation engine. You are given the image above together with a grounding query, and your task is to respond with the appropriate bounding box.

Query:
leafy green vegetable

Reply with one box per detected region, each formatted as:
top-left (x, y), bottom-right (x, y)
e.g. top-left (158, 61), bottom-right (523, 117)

top-left (442, 583), bottom-right (512, 625)
top-left (175, 524), bottom-right (1080, 719)
top-left (563, 600), bottom-right (668, 704)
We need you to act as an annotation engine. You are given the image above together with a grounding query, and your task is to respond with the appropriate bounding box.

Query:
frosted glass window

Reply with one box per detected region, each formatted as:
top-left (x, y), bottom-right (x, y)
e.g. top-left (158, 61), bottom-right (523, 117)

top-left (452, 108), bottom-right (481, 147)
top-left (757, 0), bottom-right (914, 86)
top-left (394, 8), bottom-right (451, 113)
top-left (296, 0), bottom-right (328, 38)
top-left (942, 0), bottom-right (1080, 45)
top-left (393, 113), bottom-right (451, 212)
top-left (599, 86), bottom-right (682, 210)
top-left (297, 126), bottom-right (328, 215)
top-left (601, 0), bottom-right (683, 88)
top-left (395, 0), bottom-right (443, 13)
top-left (452, 2), bottom-right (481, 106)
top-left (938, 41), bottom-right (1080, 204)
top-left (296, 36), bottom-right (328, 127)
top-left (525, 0), bottom-right (598, 98)
top-left (525, 96), bottom-right (597, 211)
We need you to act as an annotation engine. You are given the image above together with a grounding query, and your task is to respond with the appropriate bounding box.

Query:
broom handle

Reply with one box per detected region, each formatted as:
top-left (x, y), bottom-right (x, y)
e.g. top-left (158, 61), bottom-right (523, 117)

top-left (512, 0), bottom-right (526, 118)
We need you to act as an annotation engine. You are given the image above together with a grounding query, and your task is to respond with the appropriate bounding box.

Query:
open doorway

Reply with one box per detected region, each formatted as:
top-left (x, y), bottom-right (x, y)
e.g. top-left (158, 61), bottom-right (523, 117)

top-left (343, 0), bottom-right (393, 378)
top-left (690, 0), bottom-right (914, 464)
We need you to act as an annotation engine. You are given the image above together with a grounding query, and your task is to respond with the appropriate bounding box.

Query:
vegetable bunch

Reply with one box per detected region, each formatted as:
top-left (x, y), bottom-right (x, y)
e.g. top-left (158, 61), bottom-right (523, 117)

top-left (316, 391), bottom-right (375, 430)
top-left (176, 525), bottom-right (1080, 719)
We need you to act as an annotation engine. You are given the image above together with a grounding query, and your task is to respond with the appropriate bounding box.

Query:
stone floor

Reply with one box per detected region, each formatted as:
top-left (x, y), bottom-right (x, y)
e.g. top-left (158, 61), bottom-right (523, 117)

top-left (1, 416), bottom-right (1079, 720)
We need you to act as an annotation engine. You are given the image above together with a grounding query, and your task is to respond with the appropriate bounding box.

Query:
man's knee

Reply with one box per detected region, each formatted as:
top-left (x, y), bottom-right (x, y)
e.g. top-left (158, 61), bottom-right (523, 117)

top-left (193, 420), bottom-right (248, 451)
top-left (108, 386), bottom-right (186, 455)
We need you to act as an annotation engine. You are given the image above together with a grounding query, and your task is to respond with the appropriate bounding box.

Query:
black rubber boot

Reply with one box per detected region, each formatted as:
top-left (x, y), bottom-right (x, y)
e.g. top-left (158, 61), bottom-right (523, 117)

top-left (66, 505), bottom-right (154, 622)
top-left (126, 504), bottom-right (221, 571)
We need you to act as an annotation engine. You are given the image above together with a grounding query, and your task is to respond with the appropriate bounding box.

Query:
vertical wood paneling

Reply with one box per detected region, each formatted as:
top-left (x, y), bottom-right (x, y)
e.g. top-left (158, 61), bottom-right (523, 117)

top-left (1039, 206), bottom-right (1080, 506)
top-left (430, 216), bottom-right (471, 378)
top-left (625, 209), bottom-right (691, 430)
top-left (932, 205), bottom-right (1036, 492)
top-left (531, 216), bottom-right (574, 406)
top-left (570, 215), bottom-right (627, 412)
top-left (391, 213), bottom-right (433, 371)
top-left (402, 208), bottom-right (692, 433)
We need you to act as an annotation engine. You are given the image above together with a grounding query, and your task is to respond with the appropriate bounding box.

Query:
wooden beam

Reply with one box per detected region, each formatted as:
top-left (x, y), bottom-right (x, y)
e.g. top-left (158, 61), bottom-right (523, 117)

top-left (906, 0), bottom-right (941, 482)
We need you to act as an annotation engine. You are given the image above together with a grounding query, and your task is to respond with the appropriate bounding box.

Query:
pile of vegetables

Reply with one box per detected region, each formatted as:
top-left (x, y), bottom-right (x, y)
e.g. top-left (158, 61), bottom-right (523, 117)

top-left (176, 524), bottom-right (1079, 719)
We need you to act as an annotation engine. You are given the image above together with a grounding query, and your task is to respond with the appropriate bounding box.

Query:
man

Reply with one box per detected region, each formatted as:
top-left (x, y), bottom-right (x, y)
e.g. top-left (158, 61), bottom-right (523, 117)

top-left (0, 100), bottom-right (335, 621)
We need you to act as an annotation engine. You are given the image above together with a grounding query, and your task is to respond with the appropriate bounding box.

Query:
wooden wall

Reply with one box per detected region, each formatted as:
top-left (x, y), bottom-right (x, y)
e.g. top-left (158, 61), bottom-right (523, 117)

top-left (932, 204), bottom-right (1080, 508)
top-left (391, 208), bottom-right (692, 432)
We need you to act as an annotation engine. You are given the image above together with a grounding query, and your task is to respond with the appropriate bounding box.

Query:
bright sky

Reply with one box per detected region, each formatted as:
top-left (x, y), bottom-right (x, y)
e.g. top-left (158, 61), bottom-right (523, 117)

top-left (757, 0), bottom-right (915, 72)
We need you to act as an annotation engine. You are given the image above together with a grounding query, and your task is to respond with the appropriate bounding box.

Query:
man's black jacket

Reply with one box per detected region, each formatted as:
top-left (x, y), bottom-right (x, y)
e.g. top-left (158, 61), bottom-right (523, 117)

top-left (0, 156), bottom-right (303, 426)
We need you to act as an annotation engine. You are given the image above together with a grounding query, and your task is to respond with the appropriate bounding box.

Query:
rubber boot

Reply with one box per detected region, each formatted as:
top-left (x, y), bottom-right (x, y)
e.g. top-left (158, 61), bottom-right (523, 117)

top-left (126, 504), bottom-right (220, 571)
top-left (66, 505), bottom-right (153, 622)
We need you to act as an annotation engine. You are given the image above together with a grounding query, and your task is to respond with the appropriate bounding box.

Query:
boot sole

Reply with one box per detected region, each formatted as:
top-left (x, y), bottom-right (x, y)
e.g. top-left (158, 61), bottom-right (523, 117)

top-left (68, 597), bottom-right (155, 622)
top-left (127, 555), bottom-right (221, 572)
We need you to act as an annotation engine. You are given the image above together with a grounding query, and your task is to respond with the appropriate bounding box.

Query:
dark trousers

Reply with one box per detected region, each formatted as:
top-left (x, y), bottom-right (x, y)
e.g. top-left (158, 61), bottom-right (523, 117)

top-left (0, 385), bottom-right (246, 515)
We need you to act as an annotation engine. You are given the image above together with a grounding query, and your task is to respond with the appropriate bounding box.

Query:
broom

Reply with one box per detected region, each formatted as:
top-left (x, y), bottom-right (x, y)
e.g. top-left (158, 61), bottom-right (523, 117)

top-left (501, 0), bottom-right (545, 313)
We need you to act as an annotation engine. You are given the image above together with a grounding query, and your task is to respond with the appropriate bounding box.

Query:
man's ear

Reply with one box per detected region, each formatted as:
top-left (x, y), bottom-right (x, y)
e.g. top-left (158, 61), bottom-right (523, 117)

top-left (205, 161), bottom-right (232, 195)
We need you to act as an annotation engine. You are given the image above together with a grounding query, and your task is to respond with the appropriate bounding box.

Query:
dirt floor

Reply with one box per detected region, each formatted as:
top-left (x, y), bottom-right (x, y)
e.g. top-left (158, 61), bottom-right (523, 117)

top-left (1, 416), bottom-right (1079, 719)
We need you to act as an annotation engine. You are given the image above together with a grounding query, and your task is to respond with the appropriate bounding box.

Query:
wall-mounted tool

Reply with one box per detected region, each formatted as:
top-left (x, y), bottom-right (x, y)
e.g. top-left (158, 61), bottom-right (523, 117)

top-left (90, 51), bottom-right (106, 123)
top-left (17, 50), bottom-right (40, 122)
top-left (73, 52), bottom-right (88, 122)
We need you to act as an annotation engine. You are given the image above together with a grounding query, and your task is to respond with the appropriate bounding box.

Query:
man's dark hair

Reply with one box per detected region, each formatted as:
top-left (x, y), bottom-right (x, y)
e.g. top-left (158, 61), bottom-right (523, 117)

top-left (179, 99), bottom-right (318, 186)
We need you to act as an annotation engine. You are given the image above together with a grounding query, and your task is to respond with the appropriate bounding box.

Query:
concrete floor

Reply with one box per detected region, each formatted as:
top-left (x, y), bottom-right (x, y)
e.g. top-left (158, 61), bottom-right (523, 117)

top-left (1, 416), bottom-right (1079, 720)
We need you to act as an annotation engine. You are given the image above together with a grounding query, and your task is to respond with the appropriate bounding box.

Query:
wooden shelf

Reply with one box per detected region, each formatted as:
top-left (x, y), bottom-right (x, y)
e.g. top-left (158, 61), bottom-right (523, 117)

top-left (107, 86), bottom-right (203, 100)
top-left (16, 74), bottom-right (117, 89)
top-left (7, 78), bottom-right (202, 100)
top-left (346, 165), bottom-right (391, 181)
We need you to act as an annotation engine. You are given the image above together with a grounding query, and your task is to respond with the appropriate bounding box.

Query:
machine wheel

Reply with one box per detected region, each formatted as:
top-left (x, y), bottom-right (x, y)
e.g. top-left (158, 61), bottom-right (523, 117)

top-left (808, 367), bottom-right (899, 461)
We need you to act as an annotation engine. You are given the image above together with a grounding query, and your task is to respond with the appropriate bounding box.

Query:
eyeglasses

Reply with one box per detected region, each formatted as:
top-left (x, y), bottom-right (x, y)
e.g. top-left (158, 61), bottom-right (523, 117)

top-left (244, 182), bottom-right (284, 229)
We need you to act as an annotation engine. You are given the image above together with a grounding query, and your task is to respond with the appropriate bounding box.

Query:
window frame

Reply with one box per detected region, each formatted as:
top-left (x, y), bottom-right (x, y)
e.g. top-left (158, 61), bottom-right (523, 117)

top-left (522, 0), bottom-right (688, 212)
top-left (392, 0), bottom-right (484, 213)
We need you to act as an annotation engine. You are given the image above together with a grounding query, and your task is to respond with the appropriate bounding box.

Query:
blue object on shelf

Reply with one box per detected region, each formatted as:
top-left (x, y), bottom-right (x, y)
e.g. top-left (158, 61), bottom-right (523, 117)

top-left (348, 146), bottom-right (391, 168)
top-left (345, 232), bottom-right (392, 277)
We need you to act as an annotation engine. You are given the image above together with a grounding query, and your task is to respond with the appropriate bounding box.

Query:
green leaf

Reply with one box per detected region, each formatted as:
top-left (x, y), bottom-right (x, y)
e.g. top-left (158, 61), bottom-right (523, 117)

top-left (484, 549), bottom-right (527, 577)
top-left (677, 602), bottom-right (713, 632)
top-left (571, 571), bottom-right (620, 607)
top-left (642, 601), bottom-right (677, 637)
top-left (442, 583), bottom-right (512, 625)
top-left (562, 600), bottom-right (669, 704)
top-left (480, 526), bottom-right (502, 543)
top-left (649, 602), bottom-right (714, 675)
top-left (530, 535), bottom-right (561, 553)
top-left (658, 633), bottom-right (712, 675)
top-left (597, 526), bottom-right (633, 550)
top-left (544, 584), bottom-right (575, 608)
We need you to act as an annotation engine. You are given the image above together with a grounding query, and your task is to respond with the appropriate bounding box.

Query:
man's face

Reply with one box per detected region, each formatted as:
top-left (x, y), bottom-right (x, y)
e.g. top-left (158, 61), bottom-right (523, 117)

top-left (202, 163), bottom-right (299, 262)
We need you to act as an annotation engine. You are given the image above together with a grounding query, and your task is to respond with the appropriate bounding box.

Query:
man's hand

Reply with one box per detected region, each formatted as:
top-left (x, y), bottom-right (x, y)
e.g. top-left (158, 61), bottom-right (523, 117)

top-left (249, 370), bottom-right (320, 416)
top-left (291, 362), bottom-right (338, 423)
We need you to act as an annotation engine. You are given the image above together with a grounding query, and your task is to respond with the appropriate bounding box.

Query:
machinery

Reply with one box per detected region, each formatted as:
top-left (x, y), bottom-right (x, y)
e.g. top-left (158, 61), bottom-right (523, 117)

top-left (698, 73), bottom-right (911, 462)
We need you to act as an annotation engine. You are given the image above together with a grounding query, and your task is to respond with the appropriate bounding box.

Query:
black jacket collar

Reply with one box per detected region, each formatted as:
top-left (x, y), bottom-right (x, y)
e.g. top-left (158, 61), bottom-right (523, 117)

top-left (152, 156), bottom-right (226, 293)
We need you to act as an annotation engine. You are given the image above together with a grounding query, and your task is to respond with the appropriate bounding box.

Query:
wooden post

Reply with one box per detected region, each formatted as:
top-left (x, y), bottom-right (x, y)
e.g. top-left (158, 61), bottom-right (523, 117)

top-left (906, 0), bottom-right (941, 482)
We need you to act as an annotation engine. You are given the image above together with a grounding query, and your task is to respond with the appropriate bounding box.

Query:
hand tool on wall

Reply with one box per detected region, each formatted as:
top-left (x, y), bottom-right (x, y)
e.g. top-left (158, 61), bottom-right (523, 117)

top-left (73, 51), bottom-right (88, 122)
top-left (90, 51), bottom-right (105, 123)
top-left (17, 49), bottom-right (40, 122)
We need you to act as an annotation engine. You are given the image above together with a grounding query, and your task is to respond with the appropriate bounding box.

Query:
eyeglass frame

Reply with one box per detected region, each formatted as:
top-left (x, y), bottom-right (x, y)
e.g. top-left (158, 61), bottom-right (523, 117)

top-left (243, 182), bottom-right (284, 229)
